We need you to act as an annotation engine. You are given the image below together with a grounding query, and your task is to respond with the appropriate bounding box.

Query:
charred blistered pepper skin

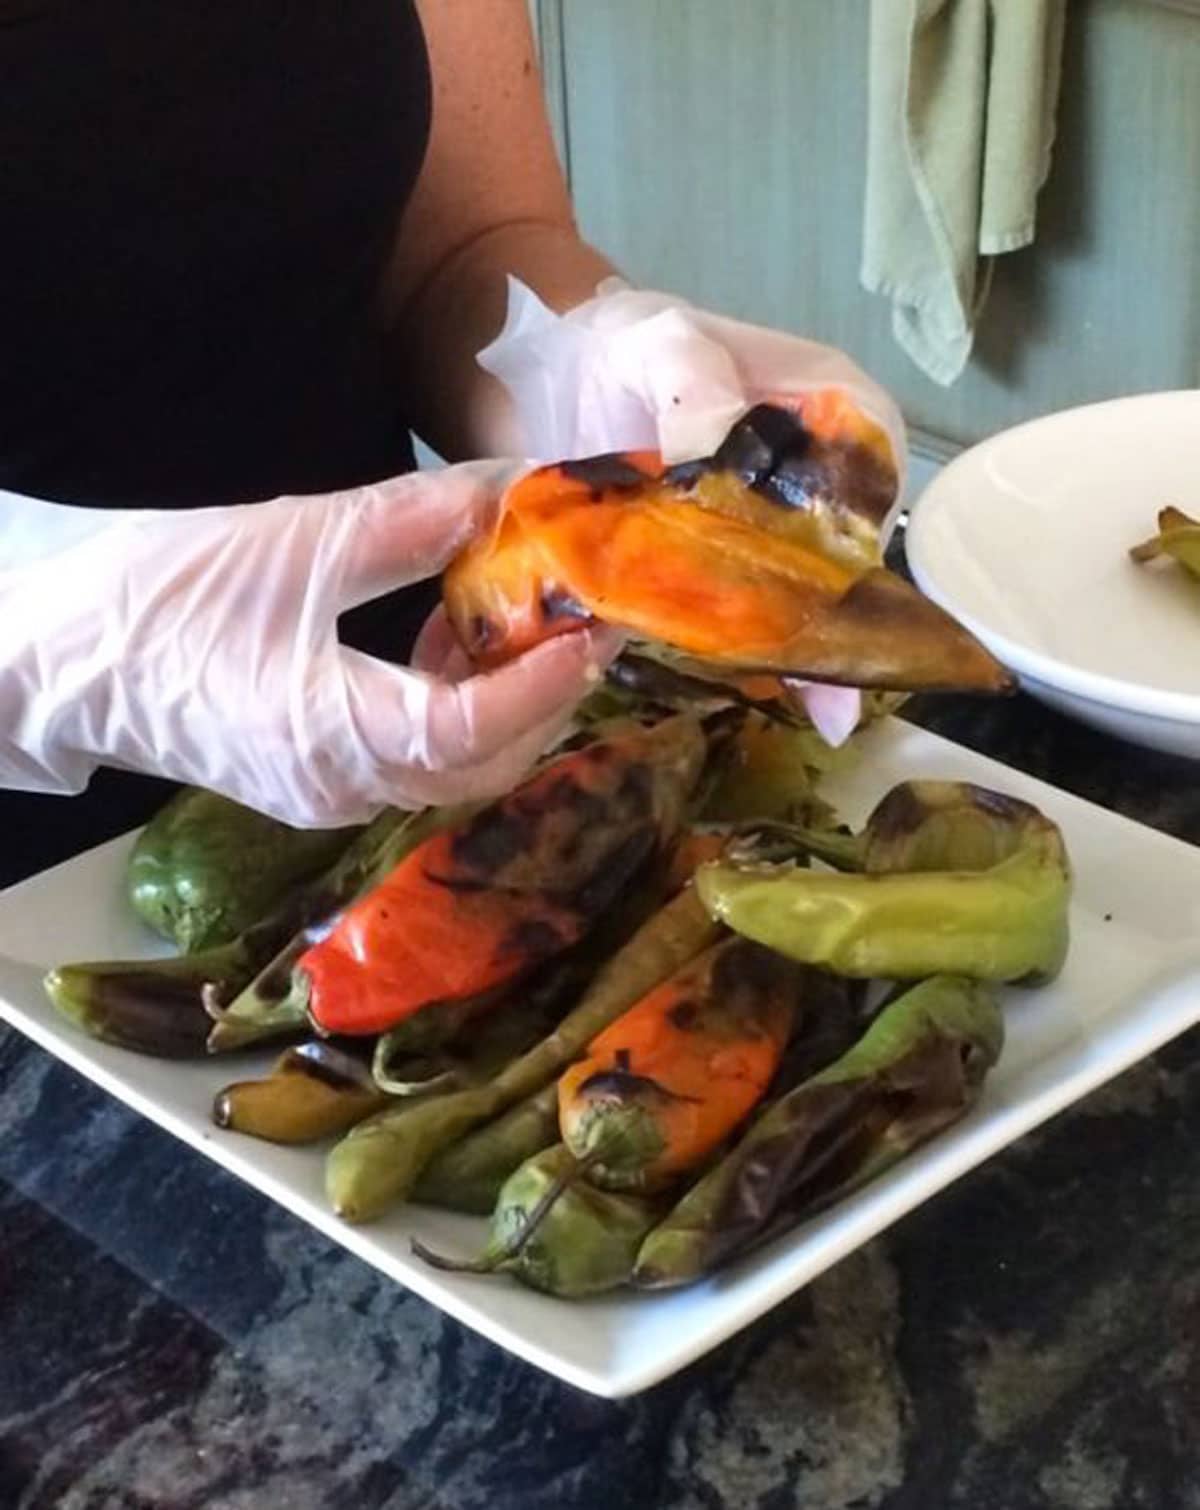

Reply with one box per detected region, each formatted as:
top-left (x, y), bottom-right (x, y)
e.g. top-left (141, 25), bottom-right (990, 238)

top-left (633, 974), bottom-right (1003, 1287)
top-left (326, 885), bottom-right (722, 1223)
top-left (697, 780), bottom-right (1071, 985)
top-left (444, 404), bottom-right (1013, 695)
top-left (296, 714), bottom-right (709, 1039)
top-left (557, 937), bottom-right (803, 1193)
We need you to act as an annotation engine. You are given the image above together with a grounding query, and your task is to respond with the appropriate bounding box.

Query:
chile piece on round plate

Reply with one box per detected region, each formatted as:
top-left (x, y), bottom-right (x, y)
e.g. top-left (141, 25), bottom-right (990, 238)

top-left (443, 402), bottom-right (1014, 696)
top-left (295, 714), bottom-right (711, 1038)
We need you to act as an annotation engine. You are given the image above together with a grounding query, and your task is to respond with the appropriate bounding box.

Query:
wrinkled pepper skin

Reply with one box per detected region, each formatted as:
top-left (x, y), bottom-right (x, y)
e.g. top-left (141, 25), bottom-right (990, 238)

top-left (1130, 505), bottom-right (1200, 581)
top-left (213, 1041), bottom-right (389, 1144)
top-left (633, 975), bottom-right (1003, 1288)
top-left (129, 788), bottom-right (359, 953)
top-left (422, 1144), bottom-right (664, 1298)
top-left (297, 715), bottom-right (709, 1038)
top-left (326, 884), bottom-right (721, 1223)
top-left (46, 953), bottom-right (235, 1058)
top-left (698, 781), bottom-right (1071, 985)
top-left (557, 938), bottom-right (803, 1193)
top-left (443, 404), bottom-right (1012, 696)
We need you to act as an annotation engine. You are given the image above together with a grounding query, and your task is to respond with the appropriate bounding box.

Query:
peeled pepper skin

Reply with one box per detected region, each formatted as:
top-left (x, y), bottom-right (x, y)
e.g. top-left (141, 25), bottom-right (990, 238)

top-left (443, 404), bottom-right (1013, 696)
top-left (697, 780), bottom-right (1071, 985)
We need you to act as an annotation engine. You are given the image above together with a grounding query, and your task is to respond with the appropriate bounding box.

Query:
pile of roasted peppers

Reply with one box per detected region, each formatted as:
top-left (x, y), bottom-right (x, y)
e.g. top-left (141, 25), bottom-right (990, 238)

top-left (44, 405), bottom-right (1072, 1299)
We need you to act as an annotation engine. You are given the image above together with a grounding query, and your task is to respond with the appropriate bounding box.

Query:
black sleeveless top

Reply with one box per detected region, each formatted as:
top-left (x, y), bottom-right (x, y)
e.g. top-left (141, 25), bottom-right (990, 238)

top-left (0, 0), bottom-right (435, 882)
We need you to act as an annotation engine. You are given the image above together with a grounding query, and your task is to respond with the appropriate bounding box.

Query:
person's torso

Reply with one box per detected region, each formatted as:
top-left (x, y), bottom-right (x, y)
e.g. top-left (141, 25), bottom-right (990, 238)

top-left (0, 0), bottom-right (432, 508)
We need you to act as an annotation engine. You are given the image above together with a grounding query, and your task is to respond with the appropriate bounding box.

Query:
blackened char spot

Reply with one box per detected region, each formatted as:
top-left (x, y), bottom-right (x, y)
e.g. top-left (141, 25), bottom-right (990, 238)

top-left (865, 783), bottom-right (931, 846)
top-left (577, 1068), bottom-right (700, 1105)
top-left (419, 871), bottom-right (494, 895)
top-left (540, 587), bottom-right (591, 623)
top-left (449, 808), bottom-right (534, 878)
top-left (661, 457), bottom-right (708, 490)
top-left (710, 939), bottom-right (802, 1005)
top-left (616, 760), bottom-right (655, 818)
top-left (663, 405), bottom-right (811, 495)
top-left (500, 916), bottom-right (570, 964)
top-left (716, 404), bottom-right (810, 485)
top-left (537, 770), bottom-right (613, 828)
top-left (569, 826), bottom-right (656, 915)
top-left (287, 1040), bottom-right (373, 1090)
top-left (968, 785), bottom-right (1036, 824)
top-left (759, 455), bottom-right (826, 513)
top-left (86, 971), bottom-right (213, 1056)
top-left (561, 454), bottom-right (654, 494)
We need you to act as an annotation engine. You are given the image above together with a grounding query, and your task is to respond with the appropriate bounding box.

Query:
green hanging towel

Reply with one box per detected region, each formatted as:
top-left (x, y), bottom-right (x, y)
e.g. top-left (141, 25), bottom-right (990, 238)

top-left (861, 0), bottom-right (1067, 386)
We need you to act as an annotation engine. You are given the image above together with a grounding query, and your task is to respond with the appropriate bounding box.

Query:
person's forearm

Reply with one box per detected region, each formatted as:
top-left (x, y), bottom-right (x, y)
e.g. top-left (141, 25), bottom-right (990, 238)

top-left (389, 220), bottom-right (616, 462)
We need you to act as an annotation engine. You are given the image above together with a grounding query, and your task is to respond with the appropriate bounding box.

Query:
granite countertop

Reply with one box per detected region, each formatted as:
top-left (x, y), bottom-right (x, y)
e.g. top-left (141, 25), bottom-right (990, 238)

top-left (3, 691), bottom-right (1200, 1510)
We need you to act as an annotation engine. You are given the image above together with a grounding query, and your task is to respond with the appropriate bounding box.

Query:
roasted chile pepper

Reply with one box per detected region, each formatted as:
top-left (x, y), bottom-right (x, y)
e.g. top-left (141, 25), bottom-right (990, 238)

top-left (128, 787), bottom-right (360, 953)
top-left (633, 974), bottom-right (1003, 1288)
top-left (697, 781), bottom-right (1071, 985)
top-left (443, 405), bottom-right (1012, 695)
top-left (326, 883), bottom-right (722, 1223)
top-left (556, 938), bottom-right (803, 1193)
top-left (213, 1040), bottom-right (390, 1144)
top-left (415, 1145), bottom-right (665, 1299)
top-left (295, 714), bottom-right (710, 1039)
top-left (413, 956), bottom-right (861, 1217)
top-left (46, 807), bottom-right (411, 1058)
top-left (204, 805), bottom-right (460, 1053)
top-left (369, 943), bottom-right (613, 1097)
top-left (46, 951), bottom-right (244, 1059)
top-left (412, 1083), bottom-right (562, 1214)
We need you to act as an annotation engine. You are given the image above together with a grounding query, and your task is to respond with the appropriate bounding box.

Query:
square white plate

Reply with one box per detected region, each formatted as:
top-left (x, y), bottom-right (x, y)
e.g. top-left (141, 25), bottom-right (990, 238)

top-left (2, 719), bottom-right (1199, 1398)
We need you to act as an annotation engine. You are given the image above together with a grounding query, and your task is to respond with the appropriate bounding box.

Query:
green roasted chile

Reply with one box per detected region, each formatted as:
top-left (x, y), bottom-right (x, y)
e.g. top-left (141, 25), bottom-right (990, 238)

top-left (633, 975), bottom-right (1003, 1288)
top-left (698, 780), bottom-right (1071, 984)
top-left (413, 1084), bottom-right (561, 1214)
top-left (371, 948), bottom-right (596, 1097)
top-left (420, 1145), bottom-right (663, 1298)
top-left (129, 788), bottom-right (359, 952)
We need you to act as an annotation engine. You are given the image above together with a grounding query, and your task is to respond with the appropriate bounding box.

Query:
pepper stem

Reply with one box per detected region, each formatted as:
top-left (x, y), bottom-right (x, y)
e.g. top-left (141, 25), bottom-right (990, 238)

top-left (410, 1151), bottom-right (602, 1275)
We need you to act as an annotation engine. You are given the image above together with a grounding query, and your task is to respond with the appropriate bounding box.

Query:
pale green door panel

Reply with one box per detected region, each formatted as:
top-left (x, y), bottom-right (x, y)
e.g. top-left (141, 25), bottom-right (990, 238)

top-left (556, 0), bottom-right (1200, 449)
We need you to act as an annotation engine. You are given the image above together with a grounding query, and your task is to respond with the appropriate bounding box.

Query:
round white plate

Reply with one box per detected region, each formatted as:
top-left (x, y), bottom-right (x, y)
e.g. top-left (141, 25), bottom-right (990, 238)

top-left (906, 390), bottom-right (1200, 758)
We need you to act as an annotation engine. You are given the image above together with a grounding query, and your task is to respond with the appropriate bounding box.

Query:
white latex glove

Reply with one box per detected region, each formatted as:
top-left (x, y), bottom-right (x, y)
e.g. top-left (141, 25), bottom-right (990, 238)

top-left (479, 277), bottom-right (907, 501)
top-left (0, 468), bottom-right (621, 826)
top-left (479, 278), bottom-right (909, 744)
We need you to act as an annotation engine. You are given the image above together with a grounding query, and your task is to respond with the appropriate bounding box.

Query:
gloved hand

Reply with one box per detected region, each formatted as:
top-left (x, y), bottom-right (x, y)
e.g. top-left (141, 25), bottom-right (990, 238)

top-left (480, 276), bottom-right (907, 493)
top-left (478, 277), bottom-right (908, 745)
top-left (0, 467), bottom-right (621, 826)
